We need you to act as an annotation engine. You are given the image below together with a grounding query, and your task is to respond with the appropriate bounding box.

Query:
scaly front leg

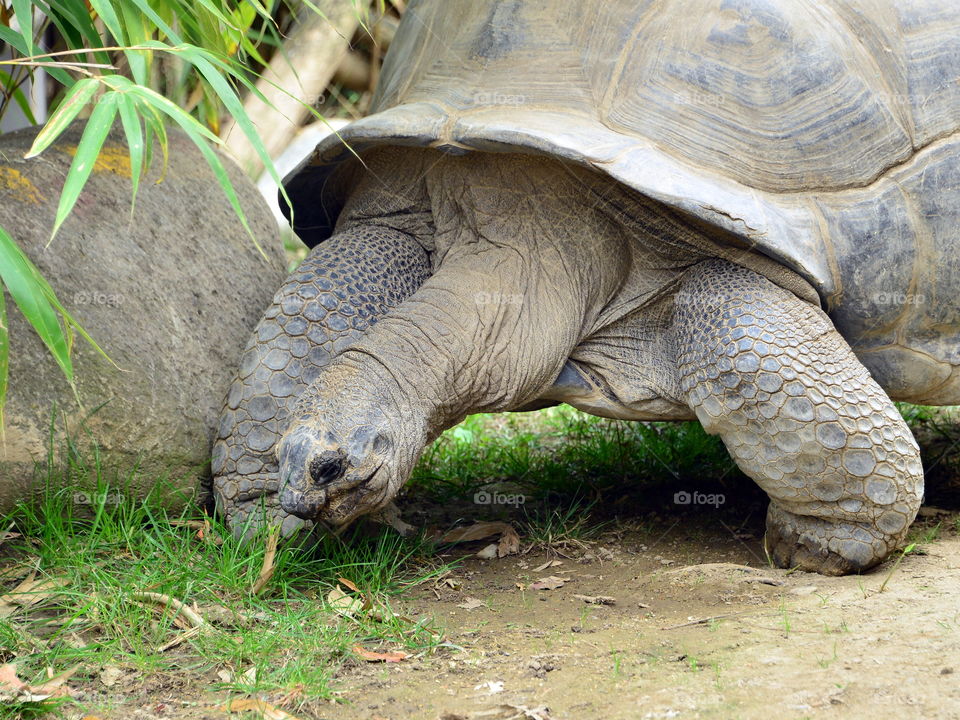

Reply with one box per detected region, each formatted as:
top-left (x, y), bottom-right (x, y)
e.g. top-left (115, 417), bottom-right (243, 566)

top-left (674, 259), bottom-right (923, 575)
top-left (212, 226), bottom-right (430, 537)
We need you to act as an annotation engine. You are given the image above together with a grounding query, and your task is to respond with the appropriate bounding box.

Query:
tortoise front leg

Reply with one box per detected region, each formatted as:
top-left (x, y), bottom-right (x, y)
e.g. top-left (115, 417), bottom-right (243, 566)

top-left (275, 224), bottom-right (628, 528)
top-left (673, 259), bottom-right (923, 575)
top-left (212, 226), bottom-right (430, 537)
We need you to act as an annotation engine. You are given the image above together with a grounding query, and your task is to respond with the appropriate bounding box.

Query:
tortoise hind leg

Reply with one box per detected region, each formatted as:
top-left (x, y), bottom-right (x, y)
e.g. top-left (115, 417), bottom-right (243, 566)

top-left (673, 259), bottom-right (923, 575)
top-left (212, 226), bottom-right (431, 537)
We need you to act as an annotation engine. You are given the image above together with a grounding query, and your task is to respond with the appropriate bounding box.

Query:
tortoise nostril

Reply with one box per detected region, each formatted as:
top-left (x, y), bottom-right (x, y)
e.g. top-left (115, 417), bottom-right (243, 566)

top-left (309, 449), bottom-right (348, 485)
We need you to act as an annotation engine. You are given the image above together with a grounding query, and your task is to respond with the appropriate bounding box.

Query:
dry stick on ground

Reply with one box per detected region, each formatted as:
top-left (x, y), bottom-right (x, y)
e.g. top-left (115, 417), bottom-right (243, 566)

top-left (0, 522), bottom-right (16, 549)
top-left (252, 526), bottom-right (280, 595)
top-left (660, 609), bottom-right (761, 630)
top-left (130, 592), bottom-right (206, 630)
top-left (220, 0), bottom-right (369, 177)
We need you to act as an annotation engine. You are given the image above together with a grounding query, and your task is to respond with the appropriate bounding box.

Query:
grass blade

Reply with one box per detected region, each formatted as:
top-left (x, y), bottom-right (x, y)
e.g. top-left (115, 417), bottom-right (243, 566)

top-left (49, 92), bottom-right (120, 241)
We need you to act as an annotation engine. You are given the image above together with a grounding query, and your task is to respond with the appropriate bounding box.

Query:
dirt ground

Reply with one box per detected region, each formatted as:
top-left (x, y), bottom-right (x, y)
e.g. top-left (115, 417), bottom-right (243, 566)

top-left (315, 513), bottom-right (960, 720)
top-left (64, 508), bottom-right (960, 720)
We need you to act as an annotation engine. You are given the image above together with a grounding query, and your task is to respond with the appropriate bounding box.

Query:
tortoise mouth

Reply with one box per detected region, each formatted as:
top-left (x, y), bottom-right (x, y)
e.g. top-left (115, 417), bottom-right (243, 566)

top-left (280, 462), bottom-right (383, 520)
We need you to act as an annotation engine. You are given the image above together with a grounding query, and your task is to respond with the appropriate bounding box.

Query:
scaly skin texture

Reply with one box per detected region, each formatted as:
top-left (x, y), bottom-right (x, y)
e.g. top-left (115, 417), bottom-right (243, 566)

top-left (673, 259), bottom-right (923, 574)
top-left (211, 227), bottom-right (430, 535)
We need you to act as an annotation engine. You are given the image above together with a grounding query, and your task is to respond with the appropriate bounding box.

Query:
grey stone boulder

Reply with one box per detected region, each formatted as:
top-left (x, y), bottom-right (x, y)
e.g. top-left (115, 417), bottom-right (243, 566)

top-left (0, 122), bottom-right (286, 511)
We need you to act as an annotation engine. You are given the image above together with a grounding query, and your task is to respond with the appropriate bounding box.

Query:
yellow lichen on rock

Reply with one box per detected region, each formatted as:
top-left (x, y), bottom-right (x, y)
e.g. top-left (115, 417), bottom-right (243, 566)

top-left (0, 166), bottom-right (45, 204)
top-left (59, 144), bottom-right (132, 177)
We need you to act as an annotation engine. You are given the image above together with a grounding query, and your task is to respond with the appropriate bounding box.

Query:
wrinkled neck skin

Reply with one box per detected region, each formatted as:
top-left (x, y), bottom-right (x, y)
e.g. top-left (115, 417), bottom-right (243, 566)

top-left (283, 150), bottom-right (633, 522)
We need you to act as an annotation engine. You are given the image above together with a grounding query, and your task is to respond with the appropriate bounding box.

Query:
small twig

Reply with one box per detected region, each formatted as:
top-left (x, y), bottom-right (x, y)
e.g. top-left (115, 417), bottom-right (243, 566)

top-left (157, 624), bottom-right (203, 652)
top-left (0, 522), bottom-right (16, 550)
top-left (130, 591), bottom-right (206, 629)
top-left (660, 610), bottom-right (758, 630)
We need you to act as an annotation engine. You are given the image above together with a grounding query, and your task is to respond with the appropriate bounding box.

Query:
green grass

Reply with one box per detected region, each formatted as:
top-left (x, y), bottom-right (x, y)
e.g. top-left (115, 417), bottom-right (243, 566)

top-left (410, 405), bottom-right (743, 506)
top-left (0, 406), bottom-right (740, 717)
top-left (0, 441), bottom-right (451, 718)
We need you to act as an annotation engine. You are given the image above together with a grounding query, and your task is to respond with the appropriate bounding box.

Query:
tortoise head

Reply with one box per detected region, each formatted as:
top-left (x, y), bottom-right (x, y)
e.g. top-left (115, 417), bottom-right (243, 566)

top-left (276, 358), bottom-right (419, 527)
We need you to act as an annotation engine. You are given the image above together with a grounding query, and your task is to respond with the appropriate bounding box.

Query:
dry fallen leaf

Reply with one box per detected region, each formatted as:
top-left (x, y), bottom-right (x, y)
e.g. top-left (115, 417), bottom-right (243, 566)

top-left (0, 664), bottom-right (24, 693)
top-left (533, 560), bottom-right (563, 572)
top-left (0, 663), bottom-right (79, 702)
top-left (337, 577), bottom-right (374, 610)
top-left (441, 522), bottom-right (521, 557)
top-left (326, 586), bottom-right (363, 617)
top-left (337, 577), bottom-right (361, 593)
top-left (0, 570), bottom-right (67, 618)
top-left (444, 704), bottom-right (553, 720)
top-left (572, 594), bottom-right (616, 605)
top-left (98, 665), bottom-right (124, 688)
top-left (497, 527), bottom-right (521, 557)
top-left (220, 697), bottom-right (304, 719)
top-left (0, 523), bottom-right (19, 550)
top-left (457, 597), bottom-right (486, 611)
top-left (352, 646), bottom-right (409, 663)
top-left (529, 576), bottom-right (570, 591)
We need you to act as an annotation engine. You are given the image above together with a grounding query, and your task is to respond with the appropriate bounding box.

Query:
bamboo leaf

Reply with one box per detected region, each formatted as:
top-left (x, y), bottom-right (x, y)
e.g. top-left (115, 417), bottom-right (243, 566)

top-left (170, 44), bottom-right (291, 220)
top-left (25, 77), bottom-right (99, 158)
top-left (118, 3), bottom-right (151, 86)
top-left (50, 93), bottom-right (120, 241)
top-left (0, 226), bottom-right (72, 383)
top-left (129, 84), bottom-right (262, 256)
top-left (183, 0), bottom-right (237, 33)
top-left (126, 81), bottom-right (220, 142)
top-left (124, 0), bottom-right (182, 44)
top-left (117, 94), bottom-right (144, 214)
top-left (86, 0), bottom-right (124, 44)
top-left (11, 0), bottom-right (34, 56)
top-left (0, 26), bottom-right (23, 50)
top-left (32, 0), bottom-right (112, 67)
top-left (0, 23), bottom-right (74, 87)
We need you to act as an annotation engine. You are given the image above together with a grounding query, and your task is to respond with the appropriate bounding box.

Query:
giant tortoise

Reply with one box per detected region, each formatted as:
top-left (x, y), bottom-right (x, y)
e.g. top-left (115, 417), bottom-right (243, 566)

top-left (213, 0), bottom-right (960, 575)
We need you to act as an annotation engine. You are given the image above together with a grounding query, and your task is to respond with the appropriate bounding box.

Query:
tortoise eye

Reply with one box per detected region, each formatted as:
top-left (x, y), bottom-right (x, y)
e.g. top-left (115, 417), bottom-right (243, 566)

top-left (309, 450), bottom-right (348, 485)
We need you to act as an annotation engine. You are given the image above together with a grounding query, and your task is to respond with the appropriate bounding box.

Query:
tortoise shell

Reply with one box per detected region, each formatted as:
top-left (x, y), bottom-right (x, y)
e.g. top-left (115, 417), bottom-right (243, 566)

top-left (283, 0), bottom-right (960, 402)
